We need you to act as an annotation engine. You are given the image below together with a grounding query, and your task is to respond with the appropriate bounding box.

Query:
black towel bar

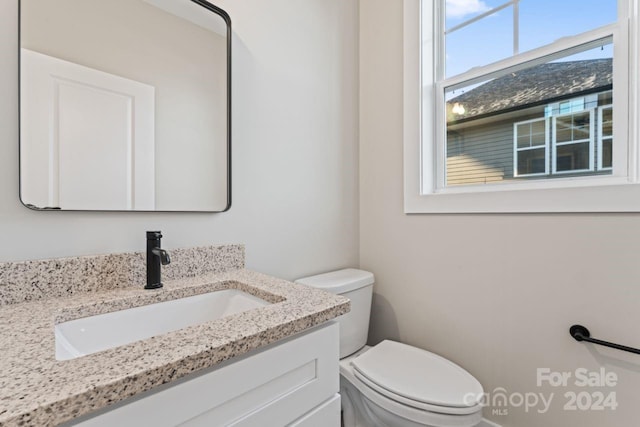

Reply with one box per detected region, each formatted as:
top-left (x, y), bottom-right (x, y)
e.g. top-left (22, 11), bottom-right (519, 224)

top-left (570, 325), bottom-right (640, 355)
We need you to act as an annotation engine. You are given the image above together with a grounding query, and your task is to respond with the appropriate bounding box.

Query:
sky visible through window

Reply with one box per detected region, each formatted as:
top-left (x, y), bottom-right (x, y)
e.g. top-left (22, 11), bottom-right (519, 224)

top-left (445, 0), bottom-right (617, 78)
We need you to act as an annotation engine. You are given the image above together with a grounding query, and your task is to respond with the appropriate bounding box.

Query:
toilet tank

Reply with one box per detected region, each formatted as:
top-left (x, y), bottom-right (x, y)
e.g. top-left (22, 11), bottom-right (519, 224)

top-left (296, 269), bottom-right (374, 358)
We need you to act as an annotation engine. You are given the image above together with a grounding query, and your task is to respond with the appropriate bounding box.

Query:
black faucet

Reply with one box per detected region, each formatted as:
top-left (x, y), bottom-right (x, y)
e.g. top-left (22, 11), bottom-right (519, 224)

top-left (146, 231), bottom-right (171, 289)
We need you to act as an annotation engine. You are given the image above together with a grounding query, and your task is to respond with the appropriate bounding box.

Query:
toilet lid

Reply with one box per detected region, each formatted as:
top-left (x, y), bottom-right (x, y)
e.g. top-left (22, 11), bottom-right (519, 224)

top-left (351, 340), bottom-right (484, 409)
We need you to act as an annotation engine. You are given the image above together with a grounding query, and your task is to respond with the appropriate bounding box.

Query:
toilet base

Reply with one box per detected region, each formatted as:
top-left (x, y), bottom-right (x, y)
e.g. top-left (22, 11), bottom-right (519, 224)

top-left (341, 376), bottom-right (482, 427)
top-left (341, 376), bottom-right (430, 427)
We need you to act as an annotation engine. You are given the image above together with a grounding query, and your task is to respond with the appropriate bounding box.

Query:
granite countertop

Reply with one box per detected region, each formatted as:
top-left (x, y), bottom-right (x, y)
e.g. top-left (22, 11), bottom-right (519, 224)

top-left (0, 268), bottom-right (350, 427)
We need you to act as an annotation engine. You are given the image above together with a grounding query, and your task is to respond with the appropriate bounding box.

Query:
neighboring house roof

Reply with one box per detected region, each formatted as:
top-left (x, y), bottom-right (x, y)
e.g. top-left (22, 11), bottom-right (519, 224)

top-left (447, 59), bottom-right (612, 122)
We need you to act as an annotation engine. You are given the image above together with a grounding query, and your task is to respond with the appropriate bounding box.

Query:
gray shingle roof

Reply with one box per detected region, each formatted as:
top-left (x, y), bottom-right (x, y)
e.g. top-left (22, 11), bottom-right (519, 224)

top-left (447, 59), bottom-right (612, 121)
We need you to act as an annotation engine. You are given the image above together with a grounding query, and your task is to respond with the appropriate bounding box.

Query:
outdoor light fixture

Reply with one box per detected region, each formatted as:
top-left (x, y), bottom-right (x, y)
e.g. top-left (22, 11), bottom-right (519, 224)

top-left (452, 102), bottom-right (465, 115)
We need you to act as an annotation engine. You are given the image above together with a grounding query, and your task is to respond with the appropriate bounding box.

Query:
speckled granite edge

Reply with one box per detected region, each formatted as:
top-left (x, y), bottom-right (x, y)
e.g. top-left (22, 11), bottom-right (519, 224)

top-left (0, 269), bottom-right (350, 427)
top-left (0, 244), bottom-right (245, 306)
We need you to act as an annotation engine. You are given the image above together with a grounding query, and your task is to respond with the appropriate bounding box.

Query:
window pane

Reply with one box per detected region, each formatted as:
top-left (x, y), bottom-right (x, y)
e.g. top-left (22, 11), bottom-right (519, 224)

top-left (516, 120), bottom-right (546, 148)
top-left (573, 124), bottom-right (590, 140)
top-left (443, 0), bottom-right (617, 79)
top-left (602, 108), bottom-right (613, 137)
top-left (602, 139), bottom-right (613, 168)
top-left (556, 112), bottom-right (592, 143)
top-left (517, 131), bottom-right (530, 149)
top-left (531, 131), bottom-right (546, 146)
top-left (531, 120), bottom-right (545, 136)
top-left (445, 42), bottom-right (611, 186)
top-left (519, 0), bottom-right (617, 54)
top-left (556, 142), bottom-right (590, 172)
top-left (571, 99), bottom-right (584, 111)
top-left (518, 148), bottom-right (546, 175)
top-left (599, 91), bottom-right (613, 106)
top-left (573, 112), bottom-right (591, 140)
top-left (556, 118), bottom-right (573, 143)
top-left (445, 5), bottom-right (513, 78)
top-left (445, 0), bottom-right (505, 30)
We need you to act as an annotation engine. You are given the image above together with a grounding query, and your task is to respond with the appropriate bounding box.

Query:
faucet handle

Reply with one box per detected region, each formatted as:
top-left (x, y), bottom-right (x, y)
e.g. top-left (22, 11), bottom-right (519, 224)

top-left (147, 231), bottom-right (163, 239)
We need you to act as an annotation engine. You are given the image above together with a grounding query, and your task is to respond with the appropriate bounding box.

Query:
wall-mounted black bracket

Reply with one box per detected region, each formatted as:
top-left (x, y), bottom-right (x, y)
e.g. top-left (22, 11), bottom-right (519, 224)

top-left (570, 324), bottom-right (640, 355)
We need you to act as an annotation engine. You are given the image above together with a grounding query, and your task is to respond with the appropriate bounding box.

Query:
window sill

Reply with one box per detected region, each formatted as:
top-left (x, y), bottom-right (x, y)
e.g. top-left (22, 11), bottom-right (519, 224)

top-left (405, 180), bottom-right (640, 213)
top-left (438, 175), bottom-right (625, 194)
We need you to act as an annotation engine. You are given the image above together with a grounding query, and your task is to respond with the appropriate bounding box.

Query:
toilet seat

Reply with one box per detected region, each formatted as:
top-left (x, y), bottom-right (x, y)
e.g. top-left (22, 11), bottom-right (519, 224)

top-left (350, 340), bottom-right (484, 415)
top-left (340, 348), bottom-right (484, 427)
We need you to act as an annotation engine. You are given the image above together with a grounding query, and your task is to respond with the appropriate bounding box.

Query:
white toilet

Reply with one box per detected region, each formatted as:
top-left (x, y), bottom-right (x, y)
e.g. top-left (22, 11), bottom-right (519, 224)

top-left (296, 269), bottom-right (484, 427)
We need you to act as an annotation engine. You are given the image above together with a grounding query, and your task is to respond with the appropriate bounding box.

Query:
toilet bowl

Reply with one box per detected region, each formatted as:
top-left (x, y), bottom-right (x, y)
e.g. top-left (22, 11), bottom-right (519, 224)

top-left (296, 269), bottom-right (484, 427)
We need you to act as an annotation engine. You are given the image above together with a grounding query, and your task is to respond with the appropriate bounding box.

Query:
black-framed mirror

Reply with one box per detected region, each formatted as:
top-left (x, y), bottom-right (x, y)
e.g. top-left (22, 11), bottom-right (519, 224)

top-left (19, 0), bottom-right (231, 212)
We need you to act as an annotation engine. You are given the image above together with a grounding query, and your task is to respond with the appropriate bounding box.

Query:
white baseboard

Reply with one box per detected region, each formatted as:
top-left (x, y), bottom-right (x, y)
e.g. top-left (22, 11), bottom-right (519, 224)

top-left (477, 419), bottom-right (502, 427)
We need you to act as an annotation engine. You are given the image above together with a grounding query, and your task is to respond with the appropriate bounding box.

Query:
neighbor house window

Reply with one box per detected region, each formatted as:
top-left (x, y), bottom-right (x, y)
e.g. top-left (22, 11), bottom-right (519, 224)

top-left (513, 94), bottom-right (608, 178)
top-left (552, 109), bottom-right (594, 174)
top-left (514, 118), bottom-right (548, 177)
top-left (598, 105), bottom-right (613, 170)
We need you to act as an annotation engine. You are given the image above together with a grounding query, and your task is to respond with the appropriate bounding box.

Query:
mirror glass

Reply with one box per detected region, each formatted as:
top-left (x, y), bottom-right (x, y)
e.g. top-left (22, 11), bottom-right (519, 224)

top-left (19, 0), bottom-right (230, 212)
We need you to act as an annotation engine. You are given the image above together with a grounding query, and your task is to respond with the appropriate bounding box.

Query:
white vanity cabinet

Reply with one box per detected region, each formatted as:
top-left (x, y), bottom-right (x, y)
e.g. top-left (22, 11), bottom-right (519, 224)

top-left (67, 322), bottom-right (340, 427)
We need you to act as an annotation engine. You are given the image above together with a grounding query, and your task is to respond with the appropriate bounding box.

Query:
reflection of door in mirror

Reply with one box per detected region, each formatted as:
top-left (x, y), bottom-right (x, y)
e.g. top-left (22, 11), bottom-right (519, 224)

top-left (21, 50), bottom-right (156, 210)
top-left (19, 0), bottom-right (230, 212)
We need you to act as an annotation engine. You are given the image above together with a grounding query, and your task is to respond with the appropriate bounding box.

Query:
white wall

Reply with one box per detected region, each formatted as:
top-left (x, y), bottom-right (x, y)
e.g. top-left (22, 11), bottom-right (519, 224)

top-left (0, 0), bottom-right (359, 281)
top-left (360, 1), bottom-right (640, 426)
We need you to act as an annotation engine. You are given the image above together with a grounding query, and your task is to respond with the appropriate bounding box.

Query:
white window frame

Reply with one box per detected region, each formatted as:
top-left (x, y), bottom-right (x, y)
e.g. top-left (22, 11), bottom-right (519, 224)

top-left (513, 118), bottom-right (549, 178)
top-left (403, 0), bottom-right (640, 213)
top-left (598, 104), bottom-right (614, 170)
top-left (551, 109), bottom-right (596, 174)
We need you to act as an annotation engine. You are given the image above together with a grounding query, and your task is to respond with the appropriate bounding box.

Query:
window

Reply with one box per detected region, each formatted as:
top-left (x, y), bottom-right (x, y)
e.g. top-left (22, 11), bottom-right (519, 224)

top-left (402, 0), bottom-right (640, 212)
top-left (445, 53), bottom-right (612, 186)
top-left (440, 0), bottom-right (620, 190)
top-left (514, 118), bottom-right (548, 177)
top-left (599, 105), bottom-right (613, 170)
top-left (512, 94), bottom-right (613, 178)
top-left (552, 109), bottom-right (594, 174)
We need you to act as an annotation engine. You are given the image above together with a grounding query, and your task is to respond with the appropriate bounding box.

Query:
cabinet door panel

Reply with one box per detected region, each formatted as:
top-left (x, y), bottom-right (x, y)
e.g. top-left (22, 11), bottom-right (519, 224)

top-left (68, 322), bottom-right (339, 427)
top-left (288, 394), bottom-right (341, 427)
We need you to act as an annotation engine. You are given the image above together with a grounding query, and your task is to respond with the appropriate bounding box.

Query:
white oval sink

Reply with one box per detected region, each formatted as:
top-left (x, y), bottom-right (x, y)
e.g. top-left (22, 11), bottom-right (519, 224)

top-left (55, 289), bottom-right (270, 360)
